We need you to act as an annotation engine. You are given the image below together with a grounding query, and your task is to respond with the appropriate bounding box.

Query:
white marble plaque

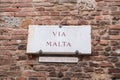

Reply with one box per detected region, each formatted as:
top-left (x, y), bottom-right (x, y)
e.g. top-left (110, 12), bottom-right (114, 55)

top-left (27, 25), bottom-right (91, 54)
top-left (39, 57), bottom-right (78, 63)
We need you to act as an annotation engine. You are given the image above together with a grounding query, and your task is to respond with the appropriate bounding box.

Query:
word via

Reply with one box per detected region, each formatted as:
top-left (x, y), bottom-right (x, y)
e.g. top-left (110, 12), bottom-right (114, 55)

top-left (46, 41), bottom-right (71, 47)
top-left (53, 32), bottom-right (66, 37)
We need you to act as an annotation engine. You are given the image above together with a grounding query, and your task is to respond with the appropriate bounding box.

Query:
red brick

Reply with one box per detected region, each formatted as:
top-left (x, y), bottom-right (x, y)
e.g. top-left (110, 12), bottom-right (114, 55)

top-left (61, 12), bottom-right (71, 16)
top-left (11, 40), bottom-right (27, 44)
top-left (0, 0), bottom-right (15, 2)
top-left (0, 12), bottom-right (15, 16)
top-left (0, 28), bottom-right (12, 34)
top-left (102, 11), bottom-right (110, 15)
top-left (115, 62), bottom-right (120, 67)
top-left (39, 11), bottom-right (49, 16)
top-left (95, 0), bottom-right (103, 2)
top-left (12, 29), bottom-right (28, 35)
top-left (84, 67), bottom-right (94, 72)
top-left (97, 2), bottom-right (107, 7)
top-left (0, 0), bottom-right (32, 2)
top-left (109, 35), bottom-right (120, 40)
top-left (17, 60), bottom-right (38, 65)
top-left (36, 7), bottom-right (45, 11)
top-left (42, 20), bottom-right (55, 25)
top-left (12, 3), bottom-right (32, 7)
top-left (16, 77), bottom-right (27, 80)
top-left (111, 41), bottom-right (119, 46)
top-left (0, 8), bottom-right (21, 12)
top-left (91, 56), bottom-right (107, 61)
top-left (21, 8), bottom-right (35, 12)
top-left (0, 3), bottom-right (11, 7)
top-left (0, 65), bottom-right (10, 71)
top-left (109, 68), bottom-right (120, 73)
top-left (108, 2), bottom-right (120, 6)
top-left (1, 40), bottom-right (11, 46)
top-left (93, 46), bottom-right (103, 51)
top-left (0, 35), bottom-right (11, 40)
top-left (113, 74), bottom-right (120, 79)
top-left (15, 12), bottom-right (39, 17)
top-left (100, 62), bottom-right (113, 67)
top-left (33, 3), bottom-right (54, 7)
top-left (67, 20), bottom-right (78, 25)
top-left (109, 25), bottom-right (120, 30)
top-left (0, 46), bottom-right (18, 50)
top-left (12, 35), bottom-right (27, 40)
top-left (95, 69), bottom-right (104, 74)
top-left (6, 71), bottom-right (21, 77)
top-left (100, 40), bottom-right (109, 46)
top-left (105, 0), bottom-right (120, 1)
top-left (111, 11), bottom-right (120, 15)
top-left (22, 71), bottom-right (46, 77)
top-left (96, 16), bottom-right (103, 20)
top-left (50, 12), bottom-right (60, 16)
top-left (109, 30), bottom-right (119, 35)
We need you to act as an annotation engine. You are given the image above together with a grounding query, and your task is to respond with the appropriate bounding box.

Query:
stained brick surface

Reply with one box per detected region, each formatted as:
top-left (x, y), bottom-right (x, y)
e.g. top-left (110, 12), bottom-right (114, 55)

top-left (0, 0), bottom-right (120, 80)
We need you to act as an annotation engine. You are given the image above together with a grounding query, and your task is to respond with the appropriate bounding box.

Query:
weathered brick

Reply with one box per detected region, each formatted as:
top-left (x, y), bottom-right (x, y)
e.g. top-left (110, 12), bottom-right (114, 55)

top-left (18, 44), bottom-right (26, 50)
top-left (96, 0), bottom-right (104, 2)
top-left (109, 25), bottom-right (120, 30)
top-left (12, 29), bottom-right (28, 35)
top-left (0, 3), bottom-right (11, 7)
top-left (21, 8), bottom-right (35, 12)
top-left (84, 67), bottom-right (94, 72)
top-left (109, 35), bottom-right (120, 40)
top-left (100, 40), bottom-right (109, 46)
top-left (39, 11), bottom-right (49, 16)
top-left (33, 65), bottom-right (55, 71)
top-left (0, 35), bottom-right (11, 40)
top-left (93, 46), bottom-right (103, 51)
top-left (6, 71), bottom-right (21, 77)
top-left (89, 62), bottom-right (99, 67)
top-left (111, 41), bottom-right (119, 46)
top-left (105, 46), bottom-right (111, 51)
top-left (28, 77), bottom-right (38, 80)
top-left (67, 20), bottom-right (78, 25)
top-left (0, 65), bottom-right (10, 71)
top-left (0, 0), bottom-right (32, 2)
top-left (95, 68), bottom-right (104, 74)
top-left (115, 62), bottom-right (120, 67)
top-left (0, 0), bottom-right (120, 80)
top-left (35, 7), bottom-right (45, 11)
top-left (108, 2), bottom-right (120, 6)
top-left (100, 62), bottom-right (113, 68)
top-left (12, 35), bottom-right (27, 40)
top-left (22, 71), bottom-right (46, 77)
top-left (97, 2), bottom-right (107, 7)
top-left (109, 68), bottom-right (120, 73)
top-left (10, 40), bottom-right (27, 45)
top-left (50, 12), bottom-right (60, 16)
top-left (70, 66), bottom-right (82, 72)
top-left (0, 8), bottom-right (21, 12)
top-left (12, 3), bottom-right (32, 7)
top-left (91, 56), bottom-right (107, 61)
top-left (105, 0), bottom-right (120, 1)
top-left (49, 71), bottom-right (57, 77)
top-left (109, 30), bottom-right (119, 35)
top-left (111, 11), bottom-right (120, 15)
top-left (21, 19), bottom-right (32, 28)
top-left (113, 74), bottom-right (120, 79)
top-left (16, 77), bottom-right (27, 80)
top-left (15, 12), bottom-right (38, 17)
top-left (0, 46), bottom-right (18, 50)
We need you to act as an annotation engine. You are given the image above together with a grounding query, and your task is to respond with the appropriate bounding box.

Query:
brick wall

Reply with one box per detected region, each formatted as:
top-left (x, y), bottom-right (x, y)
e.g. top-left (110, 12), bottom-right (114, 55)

top-left (0, 0), bottom-right (120, 80)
